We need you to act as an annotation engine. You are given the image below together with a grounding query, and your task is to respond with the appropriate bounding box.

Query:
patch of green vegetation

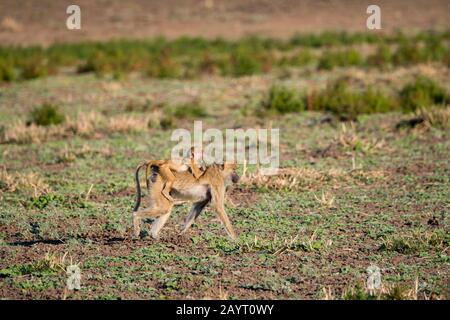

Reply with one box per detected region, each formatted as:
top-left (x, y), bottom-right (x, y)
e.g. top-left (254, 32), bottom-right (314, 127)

top-left (343, 283), bottom-right (414, 300)
top-left (172, 102), bottom-right (208, 119)
top-left (367, 44), bottom-right (393, 68)
top-left (311, 78), bottom-right (398, 120)
top-left (0, 259), bottom-right (63, 278)
top-left (159, 115), bottom-right (175, 130)
top-left (228, 47), bottom-right (271, 76)
top-left (317, 49), bottom-right (364, 70)
top-left (343, 284), bottom-right (377, 300)
top-left (147, 49), bottom-right (183, 78)
top-left (0, 58), bottom-right (16, 82)
top-left (289, 31), bottom-right (381, 47)
top-left (277, 49), bottom-right (314, 67)
top-left (19, 52), bottom-right (50, 80)
top-left (258, 76), bottom-right (449, 120)
top-left (379, 236), bottom-right (420, 254)
top-left (400, 76), bottom-right (449, 112)
top-left (29, 194), bottom-right (89, 210)
top-left (260, 85), bottom-right (305, 115)
top-left (27, 104), bottom-right (65, 126)
top-left (241, 271), bottom-right (294, 294)
top-left (379, 229), bottom-right (449, 254)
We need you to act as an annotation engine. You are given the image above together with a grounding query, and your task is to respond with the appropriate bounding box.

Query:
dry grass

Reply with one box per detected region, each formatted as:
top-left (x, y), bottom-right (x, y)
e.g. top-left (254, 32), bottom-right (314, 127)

top-left (322, 278), bottom-right (421, 300)
top-left (0, 167), bottom-right (50, 197)
top-left (241, 232), bottom-right (332, 255)
top-left (314, 191), bottom-right (336, 208)
top-left (0, 121), bottom-right (64, 144)
top-left (341, 278), bottom-right (420, 300)
top-left (336, 122), bottom-right (385, 153)
top-left (241, 166), bottom-right (385, 191)
top-left (0, 16), bottom-right (22, 32)
top-left (0, 112), bottom-right (151, 144)
top-left (42, 251), bottom-right (71, 273)
top-left (66, 111), bottom-right (104, 137)
top-left (241, 167), bottom-right (338, 190)
top-left (416, 106), bottom-right (450, 130)
top-left (107, 114), bottom-right (149, 134)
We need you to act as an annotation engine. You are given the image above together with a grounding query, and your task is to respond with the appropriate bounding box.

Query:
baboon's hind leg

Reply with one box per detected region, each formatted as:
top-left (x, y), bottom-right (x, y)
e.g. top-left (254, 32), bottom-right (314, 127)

top-left (133, 205), bottom-right (171, 237)
top-left (180, 197), bottom-right (210, 235)
top-left (159, 166), bottom-right (176, 202)
top-left (149, 207), bottom-right (173, 239)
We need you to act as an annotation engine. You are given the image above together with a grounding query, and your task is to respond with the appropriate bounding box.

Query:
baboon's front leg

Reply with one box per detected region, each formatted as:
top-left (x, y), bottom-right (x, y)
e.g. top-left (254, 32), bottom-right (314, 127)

top-left (212, 186), bottom-right (237, 240)
top-left (180, 197), bottom-right (210, 235)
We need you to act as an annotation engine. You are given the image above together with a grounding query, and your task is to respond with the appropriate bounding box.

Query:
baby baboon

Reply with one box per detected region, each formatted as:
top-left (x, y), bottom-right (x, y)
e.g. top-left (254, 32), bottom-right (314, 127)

top-left (133, 162), bottom-right (239, 240)
top-left (141, 147), bottom-right (205, 202)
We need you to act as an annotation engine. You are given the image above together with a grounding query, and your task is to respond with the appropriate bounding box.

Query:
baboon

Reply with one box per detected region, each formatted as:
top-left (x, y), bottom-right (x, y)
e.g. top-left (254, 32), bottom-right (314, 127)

top-left (133, 162), bottom-right (239, 240)
top-left (141, 147), bottom-right (205, 202)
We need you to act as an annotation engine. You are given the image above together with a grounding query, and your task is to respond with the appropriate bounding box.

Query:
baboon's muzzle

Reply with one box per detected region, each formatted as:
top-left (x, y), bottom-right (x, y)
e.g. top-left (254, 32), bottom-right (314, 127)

top-left (231, 172), bottom-right (240, 183)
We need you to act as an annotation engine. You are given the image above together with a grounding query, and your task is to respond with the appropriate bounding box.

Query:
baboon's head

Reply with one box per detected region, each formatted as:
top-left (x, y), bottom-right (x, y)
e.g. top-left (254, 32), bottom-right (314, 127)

top-left (220, 162), bottom-right (240, 184)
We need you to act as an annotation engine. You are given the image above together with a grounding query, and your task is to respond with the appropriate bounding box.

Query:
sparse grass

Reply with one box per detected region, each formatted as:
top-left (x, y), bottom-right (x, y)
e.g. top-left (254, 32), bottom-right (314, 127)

top-left (342, 281), bottom-right (420, 300)
top-left (314, 191), bottom-right (335, 208)
top-left (416, 106), bottom-right (450, 130)
top-left (0, 168), bottom-right (50, 197)
top-left (336, 122), bottom-right (385, 153)
top-left (238, 234), bottom-right (330, 255)
top-left (0, 252), bottom-right (70, 278)
top-left (107, 114), bottom-right (149, 134)
top-left (0, 112), bottom-right (152, 144)
top-left (379, 229), bottom-right (449, 254)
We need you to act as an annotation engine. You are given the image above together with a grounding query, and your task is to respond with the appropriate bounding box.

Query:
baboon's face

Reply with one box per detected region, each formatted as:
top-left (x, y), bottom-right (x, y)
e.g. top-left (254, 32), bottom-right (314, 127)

top-left (221, 162), bottom-right (240, 184)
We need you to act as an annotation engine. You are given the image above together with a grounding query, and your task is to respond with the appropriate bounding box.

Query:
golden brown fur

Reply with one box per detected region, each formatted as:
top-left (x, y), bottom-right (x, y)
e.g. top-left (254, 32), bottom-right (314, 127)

top-left (133, 162), bottom-right (239, 240)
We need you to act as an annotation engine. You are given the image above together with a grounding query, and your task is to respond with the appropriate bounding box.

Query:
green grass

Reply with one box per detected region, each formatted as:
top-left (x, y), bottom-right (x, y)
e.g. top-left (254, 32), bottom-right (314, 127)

top-left (317, 49), bottom-right (364, 70)
top-left (260, 85), bottom-right (305, 115)
top-left (310, 79), bottom-right (399, 119)
top-left (256, 76), bottom-right (449, 120)
top-left (400, 76), bottom-right (449, 112)
top-left (27, 104), bottom-right (65, 126)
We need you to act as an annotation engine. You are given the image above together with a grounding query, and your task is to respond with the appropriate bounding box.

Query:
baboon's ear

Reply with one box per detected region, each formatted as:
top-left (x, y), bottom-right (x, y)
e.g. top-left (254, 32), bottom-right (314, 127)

top-left (219, 163), bottom-right (225, 170)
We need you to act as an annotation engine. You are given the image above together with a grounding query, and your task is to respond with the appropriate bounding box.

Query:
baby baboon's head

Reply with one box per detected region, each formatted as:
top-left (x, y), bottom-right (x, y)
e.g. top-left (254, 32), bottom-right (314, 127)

top-left (220, 162), bottom-right (240, 184)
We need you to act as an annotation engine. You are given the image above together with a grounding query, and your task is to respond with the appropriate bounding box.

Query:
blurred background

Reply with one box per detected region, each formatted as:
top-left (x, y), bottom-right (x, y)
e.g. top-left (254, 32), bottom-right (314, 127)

top-left (0, 0), bottom-right (449, 45)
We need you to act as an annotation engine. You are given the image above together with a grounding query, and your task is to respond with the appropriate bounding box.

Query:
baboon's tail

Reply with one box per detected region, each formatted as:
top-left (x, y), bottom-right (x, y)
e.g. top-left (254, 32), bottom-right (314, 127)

top-left (133, 162), bottom-right (146, 212)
